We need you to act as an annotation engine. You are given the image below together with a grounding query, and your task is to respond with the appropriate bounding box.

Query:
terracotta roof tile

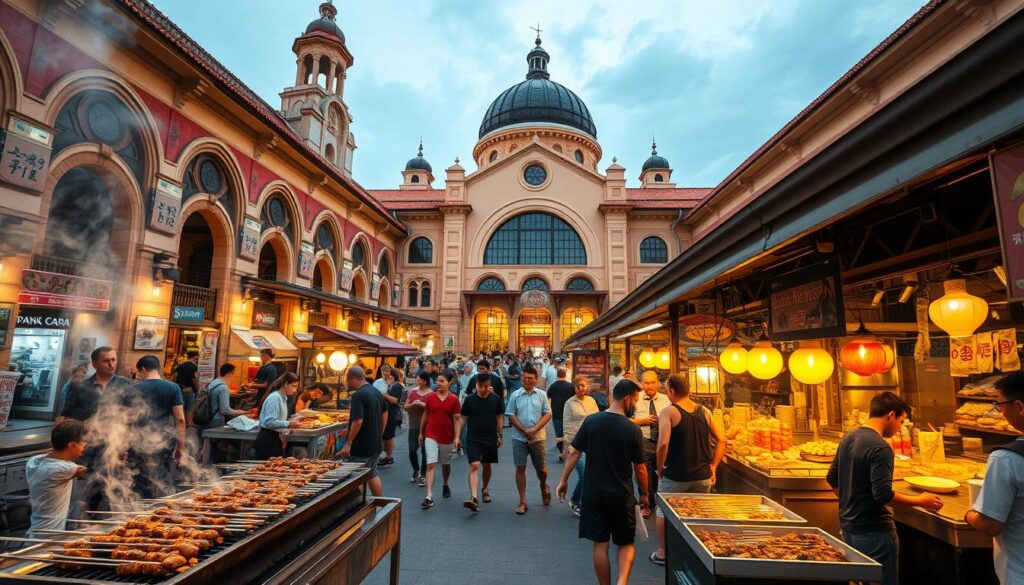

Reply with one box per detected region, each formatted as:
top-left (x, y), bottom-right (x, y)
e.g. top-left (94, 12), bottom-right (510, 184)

top-left (625, 187), bottom-right (711, 201)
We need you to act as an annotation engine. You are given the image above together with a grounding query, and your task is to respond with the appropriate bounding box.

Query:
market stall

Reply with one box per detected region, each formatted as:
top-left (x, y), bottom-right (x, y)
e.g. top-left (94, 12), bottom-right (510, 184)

top-left (308, 325), bottom-right (418, 401)
top-left (200, 409), bottom-right (350, 463)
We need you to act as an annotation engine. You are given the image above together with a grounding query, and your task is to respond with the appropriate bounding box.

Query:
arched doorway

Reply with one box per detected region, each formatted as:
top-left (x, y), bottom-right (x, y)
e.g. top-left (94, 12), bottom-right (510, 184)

top-left (44, 167), bottom-right (116, 271)
top-left (312, 258), bottom-right (333, 293)
top-left (560, 307), bottom-right (597, 342)
top-left (257, 239), bottom-right (288, 281)
top-left (350, 272), bottom-right (366, 301)
top-left (178, 213), bottom-right (214, 288)
top-left (474, 308), bottom-right (509, 353)
top-left (517, 308), bottom-right (552, 354)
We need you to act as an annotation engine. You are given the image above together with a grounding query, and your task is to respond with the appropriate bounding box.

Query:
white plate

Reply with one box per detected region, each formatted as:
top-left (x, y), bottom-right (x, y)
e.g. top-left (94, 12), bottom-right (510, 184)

top-left (904, 475), bottom-right (960, 494)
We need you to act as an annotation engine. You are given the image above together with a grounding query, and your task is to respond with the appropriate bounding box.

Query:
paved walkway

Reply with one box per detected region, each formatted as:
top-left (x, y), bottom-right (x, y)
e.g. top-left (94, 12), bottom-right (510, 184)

top-left (363, 425), bottom-right (663, 585)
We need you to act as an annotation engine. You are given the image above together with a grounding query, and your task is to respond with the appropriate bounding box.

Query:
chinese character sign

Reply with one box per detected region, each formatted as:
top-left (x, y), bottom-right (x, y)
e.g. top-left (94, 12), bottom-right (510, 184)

top-left (1, 118), bottom-right (53, 192)
top-left (339, 260), bottom-right (354, 292)
top-left (992, 143), bottom-right (1024, 300)
top-left (370, 273), bottom-right (381, 301)
top-left (298, 242), bottom-right (315, 279)
top-left (148, 178), bottom-right (183, 235)
top-left (240, 218), bottom-right (261, 261)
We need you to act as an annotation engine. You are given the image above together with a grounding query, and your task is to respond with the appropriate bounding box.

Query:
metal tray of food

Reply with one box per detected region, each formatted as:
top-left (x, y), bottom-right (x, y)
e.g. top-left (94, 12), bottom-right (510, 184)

top-left (678, 523), bottom-right (882, 582)
top-left (657, 493), bottom-right (807, 525)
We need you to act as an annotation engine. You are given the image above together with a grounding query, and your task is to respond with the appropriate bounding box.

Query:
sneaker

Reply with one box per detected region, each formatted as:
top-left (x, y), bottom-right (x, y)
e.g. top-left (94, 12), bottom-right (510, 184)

top-left (463, 497), bottom-right (479, 512)
top-left (649, 552), bottom-right (665, 566)
top-left (377, 457), bottom-right (389, 467)
top-left (410, 474), bottom-right (419, 484)
top-left (417, 476), bottom-right (426, 487)
top-left (569, 502), bottom-right (581, 517)
top-left (442, 485), bottom-right (452, 499)
top-left (420, 497), bottom-right (434, 509)
top-left (385, 457), bottom-right (395, 466)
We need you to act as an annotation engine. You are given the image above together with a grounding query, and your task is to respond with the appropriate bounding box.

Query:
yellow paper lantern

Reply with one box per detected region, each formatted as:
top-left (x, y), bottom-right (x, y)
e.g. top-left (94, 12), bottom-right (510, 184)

top-left (788, 341), bottom-right (834, 385)
top-left (315, 352), bottom-right (326, 364)
top-left (639, 348), bottom-right (657, 368)
top-left (327, 351), bottom-right (348, 371)
top-left (348, 353), bottom-right (359, 367)
top-left (657, 348), bottom-right (671, 369)
top-left (747, 340), bottom-right (783, 380)
top-left (928, 279), bottom-right (988, 338)
top-left (719, 341), bottom-right (748, 374)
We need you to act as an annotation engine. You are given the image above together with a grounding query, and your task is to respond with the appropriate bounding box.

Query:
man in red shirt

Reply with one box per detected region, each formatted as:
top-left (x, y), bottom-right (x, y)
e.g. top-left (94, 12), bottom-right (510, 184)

top-left (418, 370), bottom-right (461, 509)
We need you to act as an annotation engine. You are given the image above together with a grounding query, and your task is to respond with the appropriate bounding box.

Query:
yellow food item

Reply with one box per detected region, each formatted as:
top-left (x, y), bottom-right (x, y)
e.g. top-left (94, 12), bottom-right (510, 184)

top-left (801, 441), bottom-right (839, 457)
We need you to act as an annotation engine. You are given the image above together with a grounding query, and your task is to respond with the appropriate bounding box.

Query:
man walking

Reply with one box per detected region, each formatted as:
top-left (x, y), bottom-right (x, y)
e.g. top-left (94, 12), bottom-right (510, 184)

top-left (634, 370), bottom-right (671, 518)
top-left (456, 373), bottom-right (504, 511)
top-left (506, 365), bottom-right (552, 514)
top-left (966, 371), bottom-right (1024, 584)
top-left (557, 379), bottom-right (648, 585)
top-left (827, 392), bottom-right (943, 585)
top-left (125, 355), bottom-right (186, 499)
top-left (340, 367), bottom-right (387, 497)
top-left (418, 371), bottom-right (461, 509)
top-left (563, 374), bottom-right (599, 516)
top-left (547, 367), bottom-right (575, 462)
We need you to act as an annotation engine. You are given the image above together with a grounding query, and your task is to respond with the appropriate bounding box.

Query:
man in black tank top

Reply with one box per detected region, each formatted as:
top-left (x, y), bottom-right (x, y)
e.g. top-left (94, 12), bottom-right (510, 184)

top-left (650, 375), bottom-right (726, 566)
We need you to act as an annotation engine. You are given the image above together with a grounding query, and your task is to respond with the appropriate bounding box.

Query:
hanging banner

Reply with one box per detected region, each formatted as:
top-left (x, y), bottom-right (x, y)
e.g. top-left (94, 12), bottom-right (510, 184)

top-left (370, 273), bottom-right (381, 301)
top-left (339, 260), bottom-right (354, 292)
top-left (950, 335), bottom-right (978, 377)
top-left (976, 332), bottom-right (994, 374)
top-left (0, 372), bottom-right (20, 429)
top-left (298, 242), bottom-right (315, 279)
top-left (148, 176), bottom-right (183, 235)
top-left (991, 143), bottom-right (1024, 301)
top-left (994, 328), bottom-right (1021, 371)
top-left (768, 256), bottom-right (845, 341)
top-left (572, 349), bottom-right (609, 394)
top-left (240, 217), bottom-right (261, 261)
top-left (197, 330), bottom-right (219, 391)
top-left (0, 117), bottom-right (53, 192)
top-left (18, 269), bottom-right (112, 312)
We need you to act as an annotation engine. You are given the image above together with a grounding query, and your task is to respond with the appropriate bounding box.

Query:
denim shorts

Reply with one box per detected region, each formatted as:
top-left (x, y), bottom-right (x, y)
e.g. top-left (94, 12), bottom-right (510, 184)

top-left (512, 440), bottom-right (546, 471)
top-left (655, 477), bottom-right (712, 517)
top-left (842, 528), bottom-right (899, 585)
top-left (345, 455), bottom-right (380, 478)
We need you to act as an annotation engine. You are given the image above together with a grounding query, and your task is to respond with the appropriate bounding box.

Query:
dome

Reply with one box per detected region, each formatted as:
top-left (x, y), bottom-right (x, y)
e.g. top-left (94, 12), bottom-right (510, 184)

top-left (405, 142), bottom-right (432, 172)
top-left (304, 2), bottom-right (345, 43)
top-left (478, 37), bottom-right (597, 139)
top-left (642, 140), bottom-right (670, 171)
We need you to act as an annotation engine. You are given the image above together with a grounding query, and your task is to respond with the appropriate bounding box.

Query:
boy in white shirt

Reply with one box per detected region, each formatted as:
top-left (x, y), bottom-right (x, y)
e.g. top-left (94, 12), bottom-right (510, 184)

top-left (27, 420), bottom-right (88, 537)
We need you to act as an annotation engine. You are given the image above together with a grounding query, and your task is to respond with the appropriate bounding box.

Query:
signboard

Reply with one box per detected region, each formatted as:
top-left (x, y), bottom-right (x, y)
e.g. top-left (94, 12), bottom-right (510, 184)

top-left (172, 306), bottom-right (205, 322)
top-left (240, 217), bottom-right (261, 261)
top-left (252, 301), bottom-right (281, 330)
top-left (0, 303), bottom-right (12, 347)
top-left (0, 117), bottom-right (53, 192)
top-left (197, 330), bottom-right (219, 391)
top-left (767, 257), bottom-right (845, 342)
top-left (339, 260), bottom-right (354, 292)
top-left (572, 349), bottom-right (608, 394)
top-left (298, 242), bottom-right (315, 279)
top-left (520, 289), bottom-right (550, 308)
top-left (443, 335), bottom-right (456, 351)
top-left (392, 282), bottom-right (400, 306)
top-left (15, 309), bottom-right (71, 329)
top-left (19, 269), bottom-right (113, 312)
top-left (148, 176), bottom-right (183, 235)
top-left (133, 316), bottom-right (168, 350)
top-left (0, 372), bottom-right (19, 430)
top-left (370, 273), bottom-right (381, 301)
top-left (991, 143), bottom-right (1024, 300)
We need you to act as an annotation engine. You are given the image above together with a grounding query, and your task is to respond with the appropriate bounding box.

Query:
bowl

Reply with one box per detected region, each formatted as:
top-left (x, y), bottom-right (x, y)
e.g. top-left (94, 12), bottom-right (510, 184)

top-left (904, 476), bottom-right (960, 494)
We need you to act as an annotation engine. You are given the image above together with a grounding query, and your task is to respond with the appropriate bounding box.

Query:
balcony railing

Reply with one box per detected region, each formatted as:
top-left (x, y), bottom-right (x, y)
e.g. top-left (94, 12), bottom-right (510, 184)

top-left (172, 283), bottom-right (218, 320)
top-left (31, 253), bottom-right (112, 280)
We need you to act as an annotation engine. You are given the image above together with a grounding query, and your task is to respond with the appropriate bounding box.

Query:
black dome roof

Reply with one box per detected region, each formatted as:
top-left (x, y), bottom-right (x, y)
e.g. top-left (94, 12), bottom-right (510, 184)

top-left (478, 37), bottom-right (596, 139)
top-left (641, 140), bottom-right (670, 171)
top-left (405, 143), bottom-right (432, 172)
top-left (305, 2), bottom-right (344, 43)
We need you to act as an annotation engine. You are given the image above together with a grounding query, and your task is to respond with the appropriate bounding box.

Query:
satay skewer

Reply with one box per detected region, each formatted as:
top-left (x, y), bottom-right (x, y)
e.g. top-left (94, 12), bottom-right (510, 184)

top-left (0, 553), bottom-right (162, 566)
top-left (65, 519), bottom-right (247, 532)
top-left (88, 509), bottom-right (263, 520)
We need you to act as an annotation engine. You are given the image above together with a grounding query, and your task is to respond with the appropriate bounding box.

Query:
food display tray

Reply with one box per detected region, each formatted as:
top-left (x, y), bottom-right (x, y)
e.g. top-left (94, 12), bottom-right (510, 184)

top-left (657, 493), bottom-right (808, 525)
top-left (675, 523), bottom-right (882, 583)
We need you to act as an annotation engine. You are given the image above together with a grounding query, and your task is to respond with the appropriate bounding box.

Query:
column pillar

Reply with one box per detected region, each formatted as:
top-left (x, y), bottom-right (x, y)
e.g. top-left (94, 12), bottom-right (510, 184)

top-left (602, 208), bottom-right (630, 305)
top-left (327, 62), bottom-right (337, 93)
top-left (295, 57), bottom-right (304, 85)
top-left (336, 69), bottom-right (346, 96)
top-left (311, 56), bottom-right (322, 87)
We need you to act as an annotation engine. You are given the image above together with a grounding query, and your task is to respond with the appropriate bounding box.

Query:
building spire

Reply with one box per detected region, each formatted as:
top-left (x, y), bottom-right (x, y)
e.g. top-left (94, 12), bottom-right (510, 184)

top-left (417, 140), bottom-right (424, 158)
top-left (526, 25), bottom-right (550, 80)
top-left (651, 137), bottom-right (658, 156)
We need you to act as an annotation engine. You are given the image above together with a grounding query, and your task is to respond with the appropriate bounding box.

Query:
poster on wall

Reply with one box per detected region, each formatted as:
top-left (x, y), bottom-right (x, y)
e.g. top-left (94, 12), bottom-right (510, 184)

top-left (392, 283), bottom-right (400, 307)
top-left (767, 256), bottom-right (845, 341)
top-left (197, 331), bottom-right (219, 391)
top-left (19, 269), bottom-right (112, 312)
top-left (239, 217), bottom-right (261, 261)
top-left (990, 143), bottom-right (1024, 301)
top-left (0, 372), bottom-right (20, 429)
top-left (0, 303), bottom-right (12, 347)
top-left (133, 316), bottom-right (168, 351)
top-left (72, 337), bottom-right (96, 368)
top-left (370, 273), bottom-right (381, 301)
top-left (339, 260), bottom-right (354, 292)
top-left (298, 242), bottom-right (315, 279)
top-left (0, 117), bottom-right (53, 192)
top-left (572, 349), bottom-right (608, 394)
top-left (148, 176), bottom-right (183, 235)
top-left (443, 336), bottom-right (456, 351)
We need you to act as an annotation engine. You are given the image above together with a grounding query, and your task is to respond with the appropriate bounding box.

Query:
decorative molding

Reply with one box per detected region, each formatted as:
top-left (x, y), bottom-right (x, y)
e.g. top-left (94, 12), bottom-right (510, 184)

top-left (955, 0), bottom-right (996, 25)
top-left (173, 77), bottom-right (210, 110)
top-left (848, 82), bottom-right (880, 106)
top-left (307, 172), bottom-right (327, 194)
top-left (253, 132), bottom-right (278, 160)
top-left (779, 139), bottom-right (802, 160)
top-left (733, 178), bottom-right (754, 194)
top-left (40, 0), bottom-right (84, 30)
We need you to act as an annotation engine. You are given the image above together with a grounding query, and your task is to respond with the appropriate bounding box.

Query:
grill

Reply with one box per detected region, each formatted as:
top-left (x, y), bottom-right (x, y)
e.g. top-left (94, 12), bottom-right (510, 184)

top-left (0, 461), bottom-right (401, 585)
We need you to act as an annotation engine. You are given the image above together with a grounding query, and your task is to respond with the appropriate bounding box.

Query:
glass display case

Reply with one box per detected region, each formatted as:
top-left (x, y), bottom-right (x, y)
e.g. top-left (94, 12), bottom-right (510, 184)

top-left (10, 326), bottom-right (67, 413)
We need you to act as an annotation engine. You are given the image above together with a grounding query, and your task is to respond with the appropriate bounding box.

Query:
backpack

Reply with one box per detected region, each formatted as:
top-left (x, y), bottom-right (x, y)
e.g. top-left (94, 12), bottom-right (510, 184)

top-left (192, 381), bottom-right (219, 426)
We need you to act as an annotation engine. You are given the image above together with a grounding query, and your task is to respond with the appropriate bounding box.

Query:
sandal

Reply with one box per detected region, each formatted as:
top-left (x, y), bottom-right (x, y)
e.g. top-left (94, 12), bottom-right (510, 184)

top-left (649, 552), bottom-right (665, 566)
top-left (482, 490), bottom-right (492, 503)
top-left (515, 503), bottom-right (528, 515)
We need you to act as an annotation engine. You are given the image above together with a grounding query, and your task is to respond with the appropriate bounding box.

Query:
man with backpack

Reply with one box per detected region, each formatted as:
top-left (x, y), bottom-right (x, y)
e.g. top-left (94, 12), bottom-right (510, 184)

top-left (195, 364), bottom-right (247, 462)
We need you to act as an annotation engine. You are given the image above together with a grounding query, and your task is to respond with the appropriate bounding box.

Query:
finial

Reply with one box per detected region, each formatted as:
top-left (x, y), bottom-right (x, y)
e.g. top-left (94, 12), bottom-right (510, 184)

top-left (417, 140), bottom-right (423, 157)
top-left (319, 0), bottom-right (337, 21)
top-left (454, 157), bottom-right (460, 164)
top-left (651, 137), bottom-right (658, 156)
top-left (613, 156), bottom-right (618, 163)
top-left (531, 23), bottom-right (543, 45)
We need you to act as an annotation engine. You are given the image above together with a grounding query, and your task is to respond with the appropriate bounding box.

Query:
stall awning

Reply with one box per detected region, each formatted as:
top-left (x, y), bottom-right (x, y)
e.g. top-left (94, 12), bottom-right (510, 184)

top-left (229, 326), bottom-right (299, 358)
top-left (311, 325), bottom-right (419, 356)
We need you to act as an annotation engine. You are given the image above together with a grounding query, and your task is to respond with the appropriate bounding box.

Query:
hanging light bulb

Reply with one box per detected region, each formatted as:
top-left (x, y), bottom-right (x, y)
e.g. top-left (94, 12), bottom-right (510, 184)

top-left (788, 341), bottom-right (835, 385)
top-left (315, 352), bottom-right (326, 364)
top-left (928, 278), bottom-right (988, 338)
top-left (328, 351), bottom-right (348, 371)
top-left (841, 330), bottom-right (887, 377)
top-left (747, 338), bottom-right (783, 380)
top-left (348, 352), bottom-right (359, 366)
top-left (656, 348), bottom-right (671, 369)
top-left (639, 348), bottom-right (657, 368)
top-left (719, 340), bottom-right (748, 375)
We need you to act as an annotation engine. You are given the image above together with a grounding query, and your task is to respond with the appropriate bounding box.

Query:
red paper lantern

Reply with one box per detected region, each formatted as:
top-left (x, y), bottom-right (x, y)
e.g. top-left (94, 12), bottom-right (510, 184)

top-left (841, 338), bottom-right (887, 376)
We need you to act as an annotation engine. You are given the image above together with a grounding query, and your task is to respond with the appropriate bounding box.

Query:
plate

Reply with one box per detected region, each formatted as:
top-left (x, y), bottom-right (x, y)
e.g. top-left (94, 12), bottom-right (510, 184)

top-left (799, 451), bottom-right (834, 464)
top-left (904, 476), bottom-right (960, 493)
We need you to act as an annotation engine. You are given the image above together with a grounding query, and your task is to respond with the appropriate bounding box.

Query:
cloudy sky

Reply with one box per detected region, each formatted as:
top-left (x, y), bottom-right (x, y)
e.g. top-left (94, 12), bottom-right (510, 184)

top-left (156, 0), bottom-right (925, 189)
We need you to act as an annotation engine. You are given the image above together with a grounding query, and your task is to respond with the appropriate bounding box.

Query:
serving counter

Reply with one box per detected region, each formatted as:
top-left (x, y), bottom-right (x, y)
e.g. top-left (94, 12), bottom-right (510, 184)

top-left (201, 422), bottom-right (349, 463)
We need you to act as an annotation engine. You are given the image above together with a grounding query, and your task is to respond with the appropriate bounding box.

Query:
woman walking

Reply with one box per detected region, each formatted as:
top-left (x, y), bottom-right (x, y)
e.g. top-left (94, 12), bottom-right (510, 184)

top-left (404, 372), bottom-right (432, 486)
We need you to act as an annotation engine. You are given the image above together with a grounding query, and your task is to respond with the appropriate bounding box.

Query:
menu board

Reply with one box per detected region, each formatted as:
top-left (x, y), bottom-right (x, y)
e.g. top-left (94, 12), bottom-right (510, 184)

top-left (572, 349), bottom-right (608, 394)
top-left (197, 331), bottom-right (219, 391)
top-left (768, 256), bottom-right (845, 341)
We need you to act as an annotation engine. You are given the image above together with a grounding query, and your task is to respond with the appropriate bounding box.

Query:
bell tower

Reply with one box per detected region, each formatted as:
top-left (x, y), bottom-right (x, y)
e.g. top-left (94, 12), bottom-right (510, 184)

top-left (280, 1), bottom-right (356, 175)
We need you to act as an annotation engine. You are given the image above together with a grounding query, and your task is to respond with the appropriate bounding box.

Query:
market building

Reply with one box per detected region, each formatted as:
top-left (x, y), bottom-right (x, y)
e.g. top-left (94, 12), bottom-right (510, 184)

top-left (565, 1), bottom-right (1024, 583)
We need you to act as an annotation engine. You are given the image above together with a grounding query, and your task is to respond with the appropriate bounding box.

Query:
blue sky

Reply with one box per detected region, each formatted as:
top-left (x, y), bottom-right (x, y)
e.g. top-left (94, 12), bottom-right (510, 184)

top-left (155, 0), bottom-right (925, 189)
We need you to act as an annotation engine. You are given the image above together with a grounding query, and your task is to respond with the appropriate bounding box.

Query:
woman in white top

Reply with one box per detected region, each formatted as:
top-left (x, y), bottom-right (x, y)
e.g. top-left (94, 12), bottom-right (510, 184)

top-left (255, 372), bottom-right (300, 460)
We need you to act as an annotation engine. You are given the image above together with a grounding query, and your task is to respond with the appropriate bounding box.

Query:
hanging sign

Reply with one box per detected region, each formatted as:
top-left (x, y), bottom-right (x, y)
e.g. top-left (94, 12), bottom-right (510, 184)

top-left (370, 273), bottom-right (381, 301)
top-left (339, 260), bottom-right (354, 292)
top-left (197, 330), bottom-right (219, 390)
top-left (298, 242), bottom-right (315, 279)
top-left (767, 257), bottom-right (845, 342)
top-left (572, 349), bottom-right (609, 394)
top-left (991, 143), bottom-right (1024, 300)
top-left (0, 117), bottom-right (53, 192)
top-left (18, 269), bottom-right (112, 312)
top-left (994, 328), bottom-right (1021, 371)
top-left (172, 306), bottom-right (205, 322)
top-left (148, 176), bottom-right (183, 235)
top-left (240, 217), bottom-right (261, 261)
top-left (252, 301), bottom-right (281, 330)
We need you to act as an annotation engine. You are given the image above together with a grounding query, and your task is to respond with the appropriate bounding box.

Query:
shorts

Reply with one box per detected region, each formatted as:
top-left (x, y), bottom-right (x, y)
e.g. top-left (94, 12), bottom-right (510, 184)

top-left (345, 455), bottom-right (380, 478)
top-left (424, 438), bottom-right (454, 465)
top-left (552, 418), bottom-right (564, 439)
top-left (382, 417), bottom-right (399, 441)
top-left (512, 440), bottom-right (546, 471)
top-left (655, 476), bottom-right (713, 518)
top-left (465, 440), bottom-right (499, 464)
top-left (579, 497), bottom-right (636, 546)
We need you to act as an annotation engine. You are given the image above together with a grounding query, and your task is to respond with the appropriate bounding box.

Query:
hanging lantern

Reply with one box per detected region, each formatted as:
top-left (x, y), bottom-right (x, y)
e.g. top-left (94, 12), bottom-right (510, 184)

top-left (315, 352), bottom-right (326, 365)
top-left (879, 344), bottom-right (896, 373)
top-left (639, 348), bottom-right (657, 368)
top-left (327, 351), bottom-right (348, 371)
top-left (656, 348), bottom-right (671, 369)
top-left (841, 337), bottom-right (886, 377)
top-left (928, 279), bottom-right (988, 338)
top-left (719, 341), bottom-right (748, 375)
top-left (689, 354), bottom-right (721, 395)
top-left (788, 341), bottom-right (835, 385)
top-left (747, 340), bottom-right (783, 380)
top-left (348, 352), bottom-right (359, 366)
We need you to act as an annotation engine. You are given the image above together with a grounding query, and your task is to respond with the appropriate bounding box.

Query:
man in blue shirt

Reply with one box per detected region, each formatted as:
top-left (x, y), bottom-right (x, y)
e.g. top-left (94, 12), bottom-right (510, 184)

top-left (506, 365), bottom-right (551, 515)
top-left (966, 372), bottom-right (1024, 584)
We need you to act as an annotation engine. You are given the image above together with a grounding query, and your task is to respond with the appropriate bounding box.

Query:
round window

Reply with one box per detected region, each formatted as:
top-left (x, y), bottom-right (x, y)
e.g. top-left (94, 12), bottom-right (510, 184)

top-left (523, 164), bottom-right (547, 186)
top-left (268, 197), bottom-right (287, 227)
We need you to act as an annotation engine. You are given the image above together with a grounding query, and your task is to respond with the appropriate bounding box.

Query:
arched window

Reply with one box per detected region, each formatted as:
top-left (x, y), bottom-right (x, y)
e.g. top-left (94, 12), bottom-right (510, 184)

top-left (316, 222), bottom-right (336, 261)
top-left (565, 277), bottom-right (594, 291)
top-left (420, 283), bottom-right (431, 308)
top-left (521, 277), bottom-right (549, 291)
top-left (261, 194), bottom-right (293, 238)
top-left (654, 173), bottom-right (664, 182)
top-left (477, 277), bottom-right (506, 291)
top-left (411, 175), bottom-right (420, 184)
top-left (324, 143), bottom-right (336, 164)
top-left (44, 167), bottom-right (114, 268)
top-left (484, 212), bottom-right (586, 265)
top-left (182, 154), bottom-right (236, 225)
top-left (407, 282), bottom-right (419, 308)
top-left (640, 236), bottom-right (668, 264)
top-left (352, 240), bottom-right (367, 269)
top-left (574, 150), bottom-right (584, 164)
top-left (408, 237), bottom-right (433, 264)
top-left (489, 150), bottom-right (498, 163)
top-left (378, 254), bottom-right (391, 278)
